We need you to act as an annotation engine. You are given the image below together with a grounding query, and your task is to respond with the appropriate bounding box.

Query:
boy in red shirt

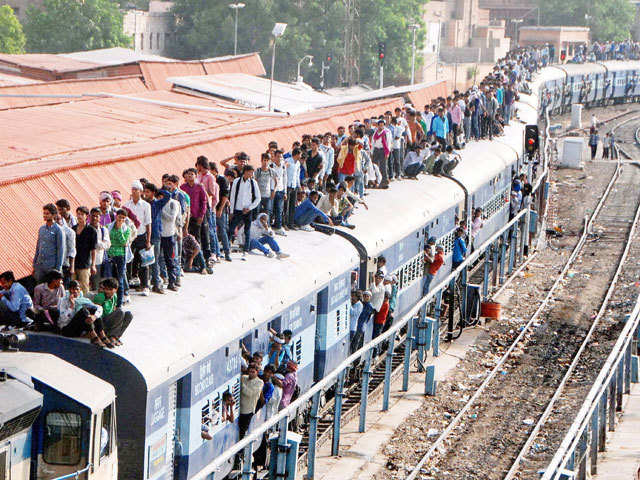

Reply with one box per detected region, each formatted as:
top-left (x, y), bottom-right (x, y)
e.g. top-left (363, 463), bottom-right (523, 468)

top-left (424, 245), bottom-right (445, 296)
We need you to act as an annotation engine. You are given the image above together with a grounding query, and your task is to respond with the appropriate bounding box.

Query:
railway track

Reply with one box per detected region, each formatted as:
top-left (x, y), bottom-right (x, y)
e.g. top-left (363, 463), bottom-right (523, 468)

top-left (403, 116), bottom-right (640, 480)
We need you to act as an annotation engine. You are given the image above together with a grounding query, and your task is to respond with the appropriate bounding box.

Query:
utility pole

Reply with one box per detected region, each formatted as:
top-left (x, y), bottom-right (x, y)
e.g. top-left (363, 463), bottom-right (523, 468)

top-left (378, 41), bottom-right (385, 89)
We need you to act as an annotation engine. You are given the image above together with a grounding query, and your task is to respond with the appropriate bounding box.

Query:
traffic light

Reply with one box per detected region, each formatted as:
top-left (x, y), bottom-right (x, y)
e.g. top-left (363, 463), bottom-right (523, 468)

top-left (525, 125), bottom-right (539, 156)
top-left (326, 53), bottom-right (332, 63)
top-left (378, 42), bottom-right (386, 63)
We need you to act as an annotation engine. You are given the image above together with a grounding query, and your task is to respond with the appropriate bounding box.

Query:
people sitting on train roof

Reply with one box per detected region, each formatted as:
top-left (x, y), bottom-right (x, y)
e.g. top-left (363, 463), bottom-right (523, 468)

top-left (238, 212), bottom-right (290, 259)
top-left (294, 190), bottom-right (332, 231)
top-left (0, 271), bottom-right (33, 327)
top-left (57, 280), bottom-right (107, 346)
top-left (92, 277), bottom-right (132, 348)
top-left (32, 269), bottom-right (65, 330)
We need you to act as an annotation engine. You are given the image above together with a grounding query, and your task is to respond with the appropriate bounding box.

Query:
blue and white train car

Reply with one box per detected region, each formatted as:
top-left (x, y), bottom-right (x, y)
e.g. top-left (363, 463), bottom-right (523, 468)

top-left (600, 61), bottom-right (640, 99)
top-left (0, 351), bottom-right (117, 480)
top-left (25, 232), bottom-right (359, 480)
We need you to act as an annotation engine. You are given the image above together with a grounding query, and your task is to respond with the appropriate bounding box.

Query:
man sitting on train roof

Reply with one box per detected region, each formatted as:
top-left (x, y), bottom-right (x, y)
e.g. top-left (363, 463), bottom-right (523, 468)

top-left (92, 277), bottom-right (132, 347)
top-left (57, 280), bottom-right (110, 346)
top-left (32, 269), bottom-right (65, 330)
top-left (294, 190), bottom-right (333, 231)
top-left (0, 271), bottom-right (33, 328)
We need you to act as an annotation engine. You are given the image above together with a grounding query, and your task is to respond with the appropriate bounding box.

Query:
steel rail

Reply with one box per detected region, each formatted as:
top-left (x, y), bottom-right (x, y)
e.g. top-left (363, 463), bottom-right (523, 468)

top-left (504, 161), bottom-right (640, 479)
top-left (403, 143), bottom-right (622, 480)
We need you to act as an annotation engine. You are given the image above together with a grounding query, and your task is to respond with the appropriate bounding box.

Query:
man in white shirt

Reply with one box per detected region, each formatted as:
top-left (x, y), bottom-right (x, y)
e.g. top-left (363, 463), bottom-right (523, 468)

top-left (284, 148), bottom-right (302, 230)
top-left (271, 149), bottom-right (288, 236)
top-left (229, 165), bottom-right (261, 256)
top-left (125, 180), bottom-right (152, 295)
top-left (372, 119), bottom-right (391, 188)
top-left (370, 270), bottom-right (386, 313)
top-left (320, 133), bottom-right (335, 187)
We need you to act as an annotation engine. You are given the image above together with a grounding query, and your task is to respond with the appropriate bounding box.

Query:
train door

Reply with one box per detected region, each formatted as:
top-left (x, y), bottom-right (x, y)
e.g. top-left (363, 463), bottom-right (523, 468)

top-left (0, 445), bottom-right (8, 480)
top-left (91, 402), bottom-right (117, 480)
top-left (313, 287), bottom-right (329, 381)
top-left (166, 381), bottom-right (178, 480)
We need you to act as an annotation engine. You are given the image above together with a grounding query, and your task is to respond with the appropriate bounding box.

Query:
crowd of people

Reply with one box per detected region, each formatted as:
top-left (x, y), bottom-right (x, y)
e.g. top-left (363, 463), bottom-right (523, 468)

top-left (0, 45), bottom-right (543, 351)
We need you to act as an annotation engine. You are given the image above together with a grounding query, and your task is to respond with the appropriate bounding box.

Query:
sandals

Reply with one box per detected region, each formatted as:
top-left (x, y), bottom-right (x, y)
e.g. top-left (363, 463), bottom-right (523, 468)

top-left (89, 333), bottom-right (106, 348)
top-left (110, 337), bottom-right (123, 346)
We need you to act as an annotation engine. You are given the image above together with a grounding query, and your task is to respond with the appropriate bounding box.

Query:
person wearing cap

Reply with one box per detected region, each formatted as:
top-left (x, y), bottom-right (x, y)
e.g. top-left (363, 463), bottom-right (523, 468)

top-left (274, 361), bottom-right (298, 410)
top-left (98, 192), bottom-right (116, 227)
top-left (72, 206), bottom-right (97, 295)
top-left (33, 203), bottom-right (65, 284)
top-left (370, 269), bottom-right (386, 313)
top-left (89, 207), bottom-right (111, 288)
top-left (373, 290), bottom-right (390, 342)
top-left (372, 119), bottom-right (391, 188)
top-left (125, 180), bottom-right (152, 296)
top-left (452, 228), bottom-right (467, 269)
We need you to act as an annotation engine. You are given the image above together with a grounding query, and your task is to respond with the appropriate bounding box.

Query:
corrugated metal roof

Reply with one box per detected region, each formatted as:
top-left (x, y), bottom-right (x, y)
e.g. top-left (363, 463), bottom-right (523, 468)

top-left (0, 95), bottom-right (401, 278)
top-left (0, 75), bottom-right (148, 110)
top-left (139, 53), bottom-right (266, 90)
top-left (0, 53), bottom-right (100, 73)
top-left (405, 80), bottom-right (449, 108)
top-left (60, 47), bottom-right (175, 65)
top-left (0, 72), bottom-right (41, 87)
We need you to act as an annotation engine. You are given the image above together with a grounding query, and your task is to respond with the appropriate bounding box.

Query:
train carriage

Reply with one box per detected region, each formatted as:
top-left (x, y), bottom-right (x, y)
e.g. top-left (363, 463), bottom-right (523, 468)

top-left (25, 232), bottom-right (360, 480)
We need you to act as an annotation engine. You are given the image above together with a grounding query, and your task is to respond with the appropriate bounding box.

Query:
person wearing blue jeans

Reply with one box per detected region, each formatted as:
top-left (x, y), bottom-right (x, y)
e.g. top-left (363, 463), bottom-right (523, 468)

top-left (294, 192), bottom-right (332, 231)
top-left (247, 213), bottom-right (289, 259)
top-left (273, 190), bottom-right (285, 232)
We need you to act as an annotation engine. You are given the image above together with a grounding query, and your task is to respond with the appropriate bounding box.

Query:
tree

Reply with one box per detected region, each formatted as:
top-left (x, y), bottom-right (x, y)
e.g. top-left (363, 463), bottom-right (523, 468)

top-left (24, 0), bottom-right (130, 53)
top-left (0, 5), bottom-right (26, 53)
top-left (538, 0), bottom-right (634, 41)
top-left (169, 0), bottom-right (427, 87)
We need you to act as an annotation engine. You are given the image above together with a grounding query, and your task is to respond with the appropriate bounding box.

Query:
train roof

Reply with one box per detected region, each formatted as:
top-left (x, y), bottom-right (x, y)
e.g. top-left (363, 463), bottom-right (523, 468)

top-left (0, 377), bottom-right (42, 425)
top-left (335, 172), bottom-right (462, 256)
top-left (599, 60), bottom-right (640, 72)
top-left (0, 352), bottom-right (114, 412)
top-left (530, 66), bottom-right (566, 92)
top-left (104, 231), bottom-right (359, 391)
top-left (557, 63), bottom-right (607, 76)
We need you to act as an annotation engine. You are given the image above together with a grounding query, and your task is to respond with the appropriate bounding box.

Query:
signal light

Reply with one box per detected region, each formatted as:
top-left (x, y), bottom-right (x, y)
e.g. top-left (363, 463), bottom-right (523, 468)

top-left (525, 125), bottom-right (539, 155)
top-left (326, 53), bottom-right (332, 63)
top-left (378, 42), bottom-right (386, 63)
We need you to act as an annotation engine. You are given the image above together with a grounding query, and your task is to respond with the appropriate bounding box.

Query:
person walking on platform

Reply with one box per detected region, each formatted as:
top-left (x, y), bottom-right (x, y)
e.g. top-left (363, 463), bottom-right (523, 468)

top-left (589, 129), bottom-right (600, 160)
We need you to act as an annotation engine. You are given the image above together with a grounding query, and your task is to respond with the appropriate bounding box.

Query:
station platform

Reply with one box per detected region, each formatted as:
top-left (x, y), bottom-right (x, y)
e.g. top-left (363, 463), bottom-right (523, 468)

top-left (308, 328), bottom-right (483, 480)
top-left (593, 383), bottom-right (640, 480)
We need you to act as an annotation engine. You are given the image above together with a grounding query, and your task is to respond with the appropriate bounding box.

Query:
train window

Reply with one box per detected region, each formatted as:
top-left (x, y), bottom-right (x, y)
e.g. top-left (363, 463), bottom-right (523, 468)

top-left (100, 404), bottom-right (113, 460)
top-left (295, 338), bottom-right (303, 363)
top-left (43, 412), bottom-right (82, 465)
top-left (225, 347), bottom-right (229, 357)
top-left (232, 378), bottom-right (241, 412)
top-left (254, 329), bottom-right (259, 339)
top-left (336, 308), bottom-right (341, 336)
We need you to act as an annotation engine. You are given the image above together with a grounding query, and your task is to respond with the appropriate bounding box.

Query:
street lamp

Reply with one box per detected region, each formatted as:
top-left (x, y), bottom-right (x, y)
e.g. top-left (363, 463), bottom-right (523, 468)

top-left (408, 23), bottom-right (419, 85)
top-left (297, 55), bottom-right (313, 83)
top-left (229, 3), bottom-right (245, 56)
top-left (268, 22), bottom-right (287, 111)
top-left (512, 18), bottom-right (523, 48)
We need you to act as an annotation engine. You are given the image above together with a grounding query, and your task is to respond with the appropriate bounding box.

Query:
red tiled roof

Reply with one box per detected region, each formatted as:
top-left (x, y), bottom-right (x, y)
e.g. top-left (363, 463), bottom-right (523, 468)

top-left (0, 94), bottom-right (402, 278)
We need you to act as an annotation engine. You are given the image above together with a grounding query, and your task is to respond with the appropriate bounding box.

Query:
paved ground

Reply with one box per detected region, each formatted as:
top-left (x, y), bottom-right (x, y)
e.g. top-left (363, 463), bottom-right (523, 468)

top-left (593, 383), bottom-right (640, 480)
top-left (311, 328), bottom-right (483, 480)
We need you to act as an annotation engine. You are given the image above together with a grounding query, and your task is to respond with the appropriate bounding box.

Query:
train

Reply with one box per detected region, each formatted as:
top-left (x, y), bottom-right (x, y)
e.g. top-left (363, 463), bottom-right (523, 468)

top-left (0, 333), bottom-right (117, 480)
top-left (6, 59), bottom-right (640, 480)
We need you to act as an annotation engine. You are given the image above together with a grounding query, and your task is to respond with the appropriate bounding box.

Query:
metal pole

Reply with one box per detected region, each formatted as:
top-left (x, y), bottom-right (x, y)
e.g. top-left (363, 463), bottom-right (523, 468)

top-left (417, 309), bottom-right (427, 373)
top-left (331, 369), bottom-right (347, 456)
top-left (411, 27), bottom-right (417, 85)
top-left (499, 232), bottom-right (507, 284)
top-left (508, 224), bottom-right (517, 275)
top-left (447, 278), bottom-right (455, 341)
top-left (269, 37), bottom-right (276, 112)
top-left (590, 410), bottom-right (598, 475)
top-left (625, 343), bottom-right (632, 394)
top-left (433, 291), bottom-right (441, 357)
top-left (306, 392), bottom-right (321, 479)
top-left (275, 417), bottom-right (289, 479)
top-left (483, 244), bottom-right (492, 300)
top-left (241, 442), bottom-right (254, 480)
top-left (359, 350), bottom-right (373, 432)
top-left (402, 316), bottom-right (413, 391)
top-left (379, 64), bottom-right (384, 89)
top-left (233, 6), bottom-right (239, 56)
top-left (382, 335), bottom-right (396, 411)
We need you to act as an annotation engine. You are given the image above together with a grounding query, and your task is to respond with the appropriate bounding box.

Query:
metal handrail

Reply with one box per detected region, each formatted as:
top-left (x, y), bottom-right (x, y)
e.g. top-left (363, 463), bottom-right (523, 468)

top-left (51, 464), bottom-right (92, 480)
top-left (191, 203), bottom-right (536, 480)
top-left (542, 293), bottom-right (640, 480)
